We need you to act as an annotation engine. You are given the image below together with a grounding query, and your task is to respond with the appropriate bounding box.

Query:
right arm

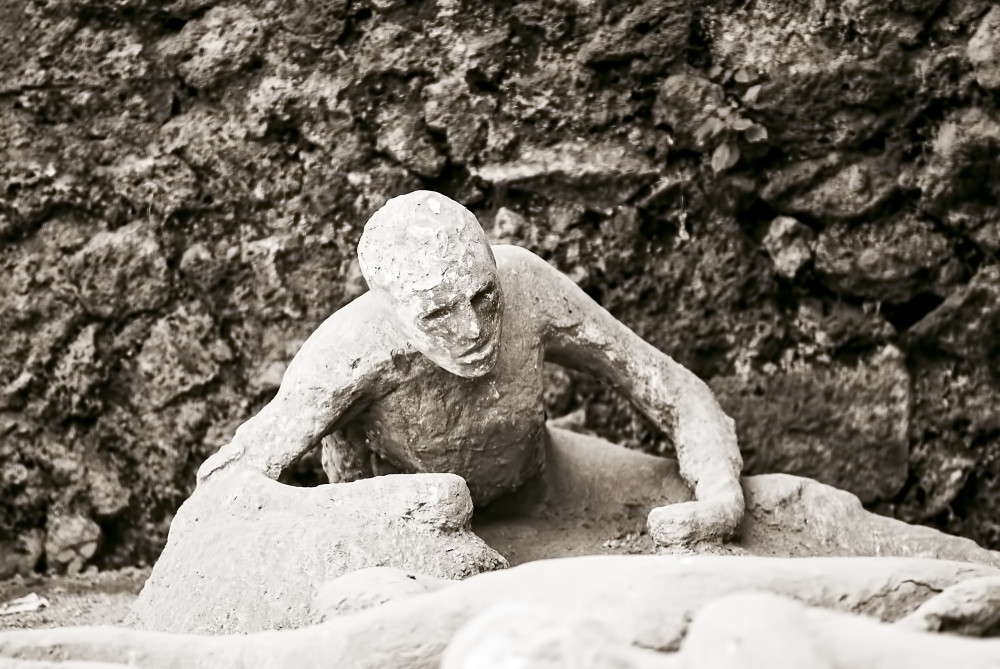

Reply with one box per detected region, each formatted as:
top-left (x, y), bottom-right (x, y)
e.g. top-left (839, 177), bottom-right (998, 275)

top-left (197, 298), bottom-right (387, 485)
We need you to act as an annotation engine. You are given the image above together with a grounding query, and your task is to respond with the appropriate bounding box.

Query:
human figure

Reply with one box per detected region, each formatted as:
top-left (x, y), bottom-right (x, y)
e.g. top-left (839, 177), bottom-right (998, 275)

top-left (197, 190), bottom-right (744, 547)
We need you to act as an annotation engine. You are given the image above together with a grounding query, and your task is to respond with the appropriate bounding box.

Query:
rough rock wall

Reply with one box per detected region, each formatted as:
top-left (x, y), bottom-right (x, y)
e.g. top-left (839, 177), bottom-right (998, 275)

top-left (1, 0), bottom-right (999, 573)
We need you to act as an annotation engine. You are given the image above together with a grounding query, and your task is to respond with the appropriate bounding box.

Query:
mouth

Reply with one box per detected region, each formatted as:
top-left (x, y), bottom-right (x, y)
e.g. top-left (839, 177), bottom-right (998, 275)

top-left (459, 338), bottom-right (495, 362)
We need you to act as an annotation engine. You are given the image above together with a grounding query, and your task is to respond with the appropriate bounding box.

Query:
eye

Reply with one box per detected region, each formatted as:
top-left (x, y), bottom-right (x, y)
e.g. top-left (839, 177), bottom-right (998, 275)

top-left (421, 307), bottom-right (447, 322)
top-left (471, 283), bottom-right (496, 308)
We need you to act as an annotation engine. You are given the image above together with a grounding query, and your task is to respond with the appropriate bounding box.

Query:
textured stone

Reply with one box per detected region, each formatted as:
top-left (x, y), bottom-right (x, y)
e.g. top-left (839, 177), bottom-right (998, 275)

top-left (762, 154), bottom-right (899, 222)
top-left (375, 114), bottom-right (446, 178)
top-left (917, 108), bottom-right (1000, 250)
top-left (578, 0), bottom-right (691, 65)
top-left (133, 303), bottom-right (228, 410)
top-left (762, 215), bottom-right (814, 279)
top-left (69, 222), bottom-right (170, 320)
top-left (968, 7), bottom-right (1000, 90)
top-left (126, 468), bottom-right (507, 633)
top-left (704, 0), bottom-right (935, 154)
top-left (0, 529), bottom-right (43, 580)
top-left (900, 357), bottom-right (1000, 534)
top-left (713, 346), bottom-right (910, 503)
top-left (45, 323), bottom-right (103, 417)
top-left (279, 0), bottom-right (349, 45)
top-left (814, 215), bottom-right (955, 302)
top-left (44, 513), bottom-right (101, 575)
top-left (470, 141), bottom-right (658, 210)
top-left (159, 6), bottom-right (266, 89)
top-left (423, 77), bottom-right (491, 164)
top-left (652, 74), bottom-right (726, 150)
top-left (2, 0), bottom-right (1000, 571)
top-left (85, 466), bottom-right (131, 520)
top-left (106, 153), bottom-right (199, 219)
top-left (909, 265), bottom-right (1000, 362)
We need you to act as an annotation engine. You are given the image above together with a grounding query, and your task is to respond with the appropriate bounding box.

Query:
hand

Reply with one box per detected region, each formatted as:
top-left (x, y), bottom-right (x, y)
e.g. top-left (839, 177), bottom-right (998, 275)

top-left (196, 441), bottom-right (246, 486)
top-left (647, 494), bottom-right (743, 550)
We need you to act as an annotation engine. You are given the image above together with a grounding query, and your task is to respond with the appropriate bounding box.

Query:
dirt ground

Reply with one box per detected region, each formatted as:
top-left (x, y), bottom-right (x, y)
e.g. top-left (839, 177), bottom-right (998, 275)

top-left (0, 568), bottom-right (149, 630)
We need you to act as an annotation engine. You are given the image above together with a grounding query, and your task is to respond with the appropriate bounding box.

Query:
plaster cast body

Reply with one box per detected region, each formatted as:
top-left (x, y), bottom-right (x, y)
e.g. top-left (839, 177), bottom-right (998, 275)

top-left (198, 191), bottom-right (744, 546)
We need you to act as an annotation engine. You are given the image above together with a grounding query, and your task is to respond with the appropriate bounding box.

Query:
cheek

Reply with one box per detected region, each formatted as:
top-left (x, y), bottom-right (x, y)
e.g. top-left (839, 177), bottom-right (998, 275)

top-left (482, 295), bottom-right (504, 335)
top-left (405, 318), bottom-right (451, 350)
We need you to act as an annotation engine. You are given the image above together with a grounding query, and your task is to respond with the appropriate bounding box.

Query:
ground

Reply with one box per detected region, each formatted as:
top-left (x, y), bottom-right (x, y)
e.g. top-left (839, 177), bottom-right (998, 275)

top-left (0, 568), bottom-right (149, 630)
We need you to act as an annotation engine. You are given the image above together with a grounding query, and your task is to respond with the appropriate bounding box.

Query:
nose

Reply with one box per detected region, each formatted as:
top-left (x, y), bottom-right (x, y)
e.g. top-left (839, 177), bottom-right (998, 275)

top-left (459, 303), bottom-right (481, 339)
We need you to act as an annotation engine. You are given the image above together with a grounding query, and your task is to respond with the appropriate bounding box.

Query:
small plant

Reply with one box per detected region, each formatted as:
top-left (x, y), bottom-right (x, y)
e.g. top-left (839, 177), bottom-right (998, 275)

top-left (696, 69), bottom-right (769, 174)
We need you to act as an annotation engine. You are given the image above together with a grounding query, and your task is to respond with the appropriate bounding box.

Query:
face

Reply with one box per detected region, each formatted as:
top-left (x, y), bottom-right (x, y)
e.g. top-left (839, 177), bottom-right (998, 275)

top-left (386, 248), bottom-right (504, 378)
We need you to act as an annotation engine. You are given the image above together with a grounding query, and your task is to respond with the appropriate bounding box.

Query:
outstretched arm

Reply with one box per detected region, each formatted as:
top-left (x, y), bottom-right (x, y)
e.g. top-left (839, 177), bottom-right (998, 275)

top-left (197, 298), bottom-right (383, 485)
top-left (502, 246), bottom-right (743, 547)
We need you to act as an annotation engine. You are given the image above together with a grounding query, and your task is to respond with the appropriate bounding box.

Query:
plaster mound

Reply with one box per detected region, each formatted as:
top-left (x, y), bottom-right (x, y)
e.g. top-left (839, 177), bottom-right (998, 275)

top-left (125, 450), bottom-right (1000, 635)
top-left (124, 468), bottom-right (506, 634)
top-left (477, 435), bottom-right (1000, 568)
top-left (740, 474), bottom-right (1000, 567)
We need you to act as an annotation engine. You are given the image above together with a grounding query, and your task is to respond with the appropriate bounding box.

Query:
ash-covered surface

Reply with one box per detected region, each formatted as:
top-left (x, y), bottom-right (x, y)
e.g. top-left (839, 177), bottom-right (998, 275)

top-left (1, 0), bottom-right (999, 573)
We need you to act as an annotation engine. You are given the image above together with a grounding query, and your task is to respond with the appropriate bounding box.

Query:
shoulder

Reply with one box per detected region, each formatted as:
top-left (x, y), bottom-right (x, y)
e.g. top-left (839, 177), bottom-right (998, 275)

top-left (493, 245), bottom-right (587, 329)
top-left (493, 244), bottom-right (563, 281)
top-left (284, 291), bottom-right (406, 388)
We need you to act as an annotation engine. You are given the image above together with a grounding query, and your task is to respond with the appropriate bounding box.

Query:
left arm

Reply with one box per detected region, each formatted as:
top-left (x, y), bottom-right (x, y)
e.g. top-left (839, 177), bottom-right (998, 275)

top-left (501, 246), bottom-right (743, 546)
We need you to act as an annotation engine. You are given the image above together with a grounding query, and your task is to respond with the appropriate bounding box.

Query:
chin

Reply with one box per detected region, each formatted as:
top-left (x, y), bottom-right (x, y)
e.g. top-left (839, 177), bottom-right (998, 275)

top-left (436, 350), bottom-right (499, 379)
top-left (448, 359), bottom-right (496, 379)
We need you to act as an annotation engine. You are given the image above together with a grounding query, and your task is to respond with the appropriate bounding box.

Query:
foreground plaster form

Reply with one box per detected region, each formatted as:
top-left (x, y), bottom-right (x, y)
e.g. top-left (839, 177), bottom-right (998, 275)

top-left (2, 555), bottom-right (999, 668)
top-left (443, 591), bottom-right (1000, 669)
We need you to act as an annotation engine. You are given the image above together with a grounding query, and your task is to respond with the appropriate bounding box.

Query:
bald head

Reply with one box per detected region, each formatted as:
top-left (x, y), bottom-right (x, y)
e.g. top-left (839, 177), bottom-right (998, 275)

top-left (358, 191), bottom-right (494, 296)
top-left (358, 191), bottom-right (504, 378)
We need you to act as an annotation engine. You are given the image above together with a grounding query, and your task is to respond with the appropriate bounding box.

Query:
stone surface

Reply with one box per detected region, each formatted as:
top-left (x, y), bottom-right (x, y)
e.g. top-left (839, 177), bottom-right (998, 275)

top-left (159, 6), bottom-right (266, 90)
top-left (652, 74), bottom-right (726, 150)
top-left (469, 141), bottom-right (659, 210)
top-left (125, 468), bottom-right (507, 634)
top-left (968, 7), bottom-right (1000, 90)
top-left (762, 215), bottom-right (814, 279)
top-left (68, 222), bottom-right (170, 320)
top-left (761, 154), bottom-right (899, 222)
top-left (43, 513), bottom-right (101, 575)
top-left (814, 215), bottom-right (956, 302)
top-left (909, 265), bottom-right (1000, 361)
top-left (375, 114), bottom-right (446, 179)
top-left (916, 107), bottom-right (1000, 250)
top-left (578, 0), bottom-right (691, 65)
top-left (3, 0), bottom-right (1000, 570)
top-left (713, 346), bottom-right (911, 504)
top-left (132, 303), bottom-right (228, 410)
top-left (0, 530), bottom-right (44, 580)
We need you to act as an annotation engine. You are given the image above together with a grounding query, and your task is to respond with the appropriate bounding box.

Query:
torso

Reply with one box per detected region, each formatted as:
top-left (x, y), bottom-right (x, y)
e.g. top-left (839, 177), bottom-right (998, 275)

top-left (331, 251), bottom-right (550, 506)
